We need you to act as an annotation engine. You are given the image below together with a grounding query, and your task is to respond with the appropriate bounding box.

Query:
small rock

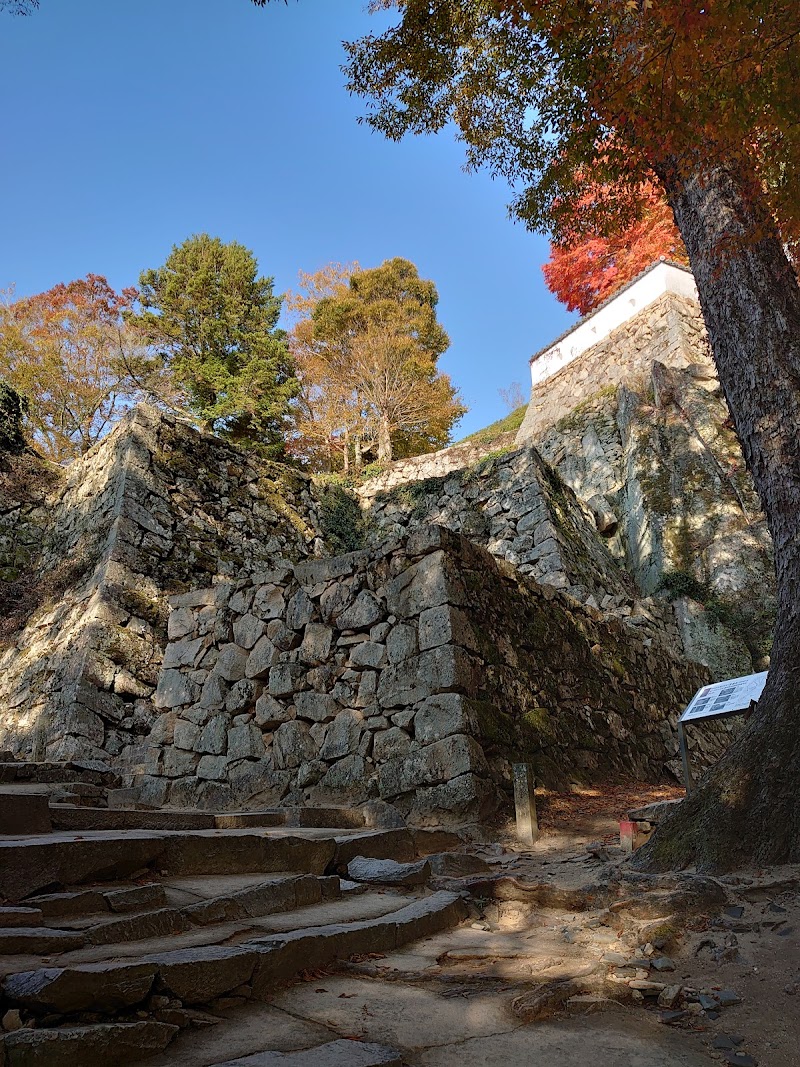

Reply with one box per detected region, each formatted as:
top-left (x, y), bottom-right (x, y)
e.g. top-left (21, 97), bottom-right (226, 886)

top-left (659, 1010), bottom-right (687, 1025)
top-left (723, 1054), bottom-right (757, 1067)
top-left (2, 1009), bottom-right (23, 1031)
top-left (717, 990), bottom-right (742, 1007)
top-left (651, 957), bottom-right (676, 972)
top-left (346, 856), bottom-right (431, 887)
top-left (629, 980), bottom-right (665, 994)
top-left (713, 1035), bottom-right (745, 1050)
top-left (657, 985), bottom-right (683, 1009)
top-left (601, 952), bottom-right (628, 966)
top-left (725, 906), bottom-right (745, 920)
top-left (697, 993), bottom-right (719, 1011)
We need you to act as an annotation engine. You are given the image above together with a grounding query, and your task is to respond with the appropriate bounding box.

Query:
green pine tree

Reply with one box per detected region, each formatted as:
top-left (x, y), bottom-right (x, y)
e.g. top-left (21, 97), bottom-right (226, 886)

top-left (131, 234), bottom-right (298, 457)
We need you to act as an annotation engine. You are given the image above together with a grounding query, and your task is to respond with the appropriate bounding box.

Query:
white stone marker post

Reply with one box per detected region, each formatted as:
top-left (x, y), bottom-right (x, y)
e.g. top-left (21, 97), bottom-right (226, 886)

top-left (513, 763), bottom-right (539, 845)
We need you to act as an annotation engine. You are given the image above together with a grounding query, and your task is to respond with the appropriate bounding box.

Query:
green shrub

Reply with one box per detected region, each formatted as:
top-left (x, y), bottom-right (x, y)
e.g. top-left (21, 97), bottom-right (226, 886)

top-left (319, 484), bottom-right (368, 553)
top-left (0, 380), bottom-right (27, 457)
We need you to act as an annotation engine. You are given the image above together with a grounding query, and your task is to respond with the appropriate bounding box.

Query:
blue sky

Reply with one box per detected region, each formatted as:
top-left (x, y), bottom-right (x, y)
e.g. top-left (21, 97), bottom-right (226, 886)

top-left (0, 0), bottom-right (575, 437)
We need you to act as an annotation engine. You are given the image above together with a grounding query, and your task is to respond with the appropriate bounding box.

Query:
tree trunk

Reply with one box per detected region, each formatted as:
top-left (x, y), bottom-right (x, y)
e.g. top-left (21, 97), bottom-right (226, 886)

top-left (354, 434), bottom-right (362, 472)
top-left (637, 154), bottom-right (800, 871)
top-left (377, 414), bottom-right (392, 464)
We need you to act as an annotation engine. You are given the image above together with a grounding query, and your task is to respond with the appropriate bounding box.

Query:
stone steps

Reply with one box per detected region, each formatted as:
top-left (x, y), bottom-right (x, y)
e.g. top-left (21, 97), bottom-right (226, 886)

top-left (47, 805), bottom-right (379, 833)
top-left (0, 891), bottom-right (466, 1066)
top-left (0, 826), bottom-right (417, 902)
top-left (0, 781), bottom-right (468, 1065)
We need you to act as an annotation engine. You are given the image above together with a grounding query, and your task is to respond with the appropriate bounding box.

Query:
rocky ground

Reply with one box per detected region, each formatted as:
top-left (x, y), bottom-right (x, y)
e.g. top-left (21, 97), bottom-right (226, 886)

top-left (2, 781), bottom-right (797, 1066)
top-left (126, 788), bottom-right (800, 1064)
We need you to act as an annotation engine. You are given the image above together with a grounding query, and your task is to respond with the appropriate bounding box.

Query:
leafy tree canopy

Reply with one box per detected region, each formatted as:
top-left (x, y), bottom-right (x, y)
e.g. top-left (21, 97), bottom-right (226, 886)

top-left (291, 257), bottom-right (464, 468)
top-left (341, 1), bottom-right (799, 245)
top-left (543, 180), bottom-right (689, 314)
top-left (129, 234), bottom-right (299, 456)
top-left (0, 275), bottom-right (145, 462)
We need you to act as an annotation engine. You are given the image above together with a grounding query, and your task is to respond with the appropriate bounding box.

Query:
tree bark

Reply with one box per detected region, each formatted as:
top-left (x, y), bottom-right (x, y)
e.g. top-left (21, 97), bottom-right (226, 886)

top-left (636, 154), bottom-right (800, 870)
top-left (377, 414), bottom-right (392, 464)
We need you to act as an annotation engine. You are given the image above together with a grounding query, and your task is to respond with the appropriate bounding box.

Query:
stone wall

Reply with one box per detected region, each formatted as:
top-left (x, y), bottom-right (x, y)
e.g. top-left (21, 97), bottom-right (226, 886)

top-left (141, 526), bottom-right (712, 823)
top-left (0, 406), bottom-right (327, 763)
top-left (534, 362), bottom-right (774, 674)
top-left (361, 445), bottom-right (632, 606)
top-left (352, 431), bottom-right (518, 497)
top-left (517, 291), bottom-right (710, 442)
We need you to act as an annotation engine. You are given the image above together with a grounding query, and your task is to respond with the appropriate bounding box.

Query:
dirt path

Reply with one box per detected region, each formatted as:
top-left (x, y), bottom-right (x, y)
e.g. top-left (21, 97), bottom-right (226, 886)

top-left (150, 784), bottom-right (800, 1066)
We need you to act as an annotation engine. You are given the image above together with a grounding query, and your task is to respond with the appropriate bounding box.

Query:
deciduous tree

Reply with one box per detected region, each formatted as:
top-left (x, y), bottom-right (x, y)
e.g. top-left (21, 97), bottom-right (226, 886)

top-left (543, 181), bottom-right (688, 314)
top-left (293, 257), bottom-right (465, 468)
top-left (0, 276), bottom-right (145, 462)
top-left (129, 234), bottom-right (299, 456)
top-left (257, 0), bottom-right (800, 868)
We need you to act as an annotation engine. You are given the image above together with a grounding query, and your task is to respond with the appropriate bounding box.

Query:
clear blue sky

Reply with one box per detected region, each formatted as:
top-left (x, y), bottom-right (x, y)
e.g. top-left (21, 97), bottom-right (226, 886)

top-left (0, 0), bottom-right (575, 438)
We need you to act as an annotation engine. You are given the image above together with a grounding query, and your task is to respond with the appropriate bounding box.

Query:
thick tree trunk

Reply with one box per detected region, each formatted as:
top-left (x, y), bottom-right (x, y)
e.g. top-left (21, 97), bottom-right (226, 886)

top-left (377, 415), bottom-right (392, 464)
top-left (637, 154), bottom-right (800, 870)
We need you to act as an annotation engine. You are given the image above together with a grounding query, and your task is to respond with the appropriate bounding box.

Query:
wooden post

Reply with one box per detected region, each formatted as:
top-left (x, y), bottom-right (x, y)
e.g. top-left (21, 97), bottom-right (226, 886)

top-left (513, 763), bottom-right (539, 845)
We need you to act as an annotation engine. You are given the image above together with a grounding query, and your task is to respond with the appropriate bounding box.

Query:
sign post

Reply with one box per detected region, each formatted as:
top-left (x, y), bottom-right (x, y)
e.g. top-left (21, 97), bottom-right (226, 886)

top-left (678, 671), bottom-right (767, 792)
top-left (513, 763), bottom-right (539, 845)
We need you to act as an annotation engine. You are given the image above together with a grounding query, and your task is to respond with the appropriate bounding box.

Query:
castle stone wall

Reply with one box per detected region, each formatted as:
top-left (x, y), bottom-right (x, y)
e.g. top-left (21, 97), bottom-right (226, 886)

top-left (517, 292), bottom-right (711, 443)
top-left (140, 526), bottom-right (714, 823)
top-left (0, 407), bottom-right (327, 763)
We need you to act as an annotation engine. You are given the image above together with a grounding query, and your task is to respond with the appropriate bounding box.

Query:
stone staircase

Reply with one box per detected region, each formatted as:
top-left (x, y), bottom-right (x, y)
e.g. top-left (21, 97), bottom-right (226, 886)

top-left (0, 761), bottom-right (469, 1067)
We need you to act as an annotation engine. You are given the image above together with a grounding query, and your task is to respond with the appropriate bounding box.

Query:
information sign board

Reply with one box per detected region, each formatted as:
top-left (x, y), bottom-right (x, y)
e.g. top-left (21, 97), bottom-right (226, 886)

top-left (679, 671), bottom-right (768, 724)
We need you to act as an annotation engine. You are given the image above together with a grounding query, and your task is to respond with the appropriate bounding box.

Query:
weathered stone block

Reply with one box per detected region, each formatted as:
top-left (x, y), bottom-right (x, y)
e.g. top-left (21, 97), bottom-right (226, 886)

top-left (294, 691), bottom-right (339, 723)
top-left (216, 644), bottom-right (248, 682)
top-left (232, 613), bottom-right (266, 650)
top-left (320, 710), bottom-right (364, 761)
top-left (253, 585), bottom-right (286, 621)
top-left (377, 734), bottom-right (487, 798)
top-left (227, 723), bottom-right (264, 760)
top-left (197, 754), bottom-right (229, 780)
top-left (299, 623), bottom-right (334, 665)
top-left (285, 588), bottom-right (314, 630)
top-left (268, 663), bottom-right (307, 696)
top-left (245, 634), bottom-right (278, 680)
top-left (411, 771), bottom-right (499, 823)
top-left (373, 726), bottom-right (412, 763)
top-left (377, 646), bottom-right (479, 709)
top-left (314, 754), bottom-right (368, 799)
top-left (154, 669), bottom-right (193, 710)
top-left (163, 747), bottom-right (199, 778)
top-left (162, 636), bottom-right (205, 669)
top-left (414, 693), bottom-right (479, 745)
top-left (349, 641), bottom-right (387, 669)
top-left (254, 694), bottom-right (292, 729)
top-left (386, 623), bottom-right (418, 664)
top-left (336, 590), bottom-right (384, 630)
top-left (385, 550), bottom-right (467, 617)
top-left (418, 604), bottom-right (478, 652)
top-left (173, 719), bottom-right (201, 752)
top-left (272, 721), bottom-right (318, 769)
top-left (197, 713), bottom-right (229, 755)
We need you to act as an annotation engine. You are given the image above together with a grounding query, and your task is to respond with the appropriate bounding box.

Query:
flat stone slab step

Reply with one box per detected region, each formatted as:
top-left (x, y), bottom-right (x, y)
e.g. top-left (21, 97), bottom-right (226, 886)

top-left (1, 827), bottom-right (417, 902)
top-left (214, 1039), bottom-right (403, 1067)
top-left (0, 790), bottom-right (51, 835)
top-left (0, 761), bottom-right (120, 787)
top-left (49, 806), bottom-right (217, 832)
top-left (1, 1019), bottom-right (177, 1067)
top-left (2, 891), bottom-right (467, 1015)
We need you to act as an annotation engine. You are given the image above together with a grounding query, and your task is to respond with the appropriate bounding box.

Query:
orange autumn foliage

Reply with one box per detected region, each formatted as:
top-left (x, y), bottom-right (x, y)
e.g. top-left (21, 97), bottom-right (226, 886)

top-left (542, 184), bottom-right (689, 315)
